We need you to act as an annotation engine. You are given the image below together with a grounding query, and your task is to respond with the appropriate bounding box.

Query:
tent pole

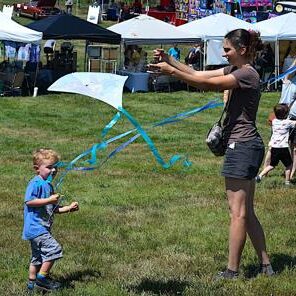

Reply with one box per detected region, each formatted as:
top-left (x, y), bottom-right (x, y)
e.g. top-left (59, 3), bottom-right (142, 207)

top-left (84, 41), bottom-right (88, 72)
top-left (33, 61), bottom-right (40, 94)
top-left (119, 41), bottom-right (124, 69)
top-left (275, 39), bottom-right (279, 90)
top-left (203, 40), bottom-right (207, 71)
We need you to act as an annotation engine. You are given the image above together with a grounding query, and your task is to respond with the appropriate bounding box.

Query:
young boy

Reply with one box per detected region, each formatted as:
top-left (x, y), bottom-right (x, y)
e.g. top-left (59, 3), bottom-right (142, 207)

top-left (256, 104), bottom-right (296, 185)
top-left (23, 148), bottom-right (79, 292)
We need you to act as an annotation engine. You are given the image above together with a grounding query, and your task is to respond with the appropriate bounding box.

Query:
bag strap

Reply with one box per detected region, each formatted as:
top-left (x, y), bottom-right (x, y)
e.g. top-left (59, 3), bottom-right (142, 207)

top-left (217, 90), bottom-right (232, 125)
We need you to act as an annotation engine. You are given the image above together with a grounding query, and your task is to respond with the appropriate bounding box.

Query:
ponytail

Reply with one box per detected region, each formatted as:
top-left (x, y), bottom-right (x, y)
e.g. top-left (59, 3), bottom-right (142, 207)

top-left (225, 29), bottom-right (263, 61)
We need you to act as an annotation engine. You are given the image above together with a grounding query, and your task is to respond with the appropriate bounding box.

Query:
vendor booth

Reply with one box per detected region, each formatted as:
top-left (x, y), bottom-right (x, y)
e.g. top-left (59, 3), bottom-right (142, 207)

top-left (253, 13), bottom-right (296, 88)
top-left (178, 13), bottom-right (252, 68)
top-left (174, 0), bottom-right (272, 24)
top-left (0, 11), bottom-right (42, 96)
top-left (108, 14), bottom-right (198, 45)
top-left (26, 14), bottom-right (121, 93)
top-left (108, 14), bottom-right (200, 92)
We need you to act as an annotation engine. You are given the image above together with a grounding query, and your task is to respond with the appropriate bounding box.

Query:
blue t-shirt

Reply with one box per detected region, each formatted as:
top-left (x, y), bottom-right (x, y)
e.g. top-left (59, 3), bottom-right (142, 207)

top-left (22, 175), bottom-right (55, 240)
top-left (168, 47), bottom-right (180, 60)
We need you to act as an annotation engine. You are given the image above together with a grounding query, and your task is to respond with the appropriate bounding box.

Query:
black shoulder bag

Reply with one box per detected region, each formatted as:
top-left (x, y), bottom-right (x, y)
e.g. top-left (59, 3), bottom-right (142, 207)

top-left (205, 92), bottom-right (231, 157)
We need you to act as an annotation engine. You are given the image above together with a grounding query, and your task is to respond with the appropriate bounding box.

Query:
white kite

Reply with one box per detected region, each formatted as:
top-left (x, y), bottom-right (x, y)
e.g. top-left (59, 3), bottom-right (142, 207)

top-left (48, 72), bottom-right (221, 190)
top-left (48, 72), bottom-right (128, 110)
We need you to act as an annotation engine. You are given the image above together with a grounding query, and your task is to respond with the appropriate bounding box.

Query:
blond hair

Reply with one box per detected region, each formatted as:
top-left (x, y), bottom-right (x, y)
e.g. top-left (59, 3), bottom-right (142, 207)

top-left (33, 148), bottom-right (60, 167)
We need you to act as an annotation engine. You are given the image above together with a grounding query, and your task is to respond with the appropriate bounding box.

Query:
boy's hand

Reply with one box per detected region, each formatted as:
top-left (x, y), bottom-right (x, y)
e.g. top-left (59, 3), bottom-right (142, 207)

top-left (49, 193), bottom-right (61, 204)
top-left (69, 201), bottom-right (79, 212)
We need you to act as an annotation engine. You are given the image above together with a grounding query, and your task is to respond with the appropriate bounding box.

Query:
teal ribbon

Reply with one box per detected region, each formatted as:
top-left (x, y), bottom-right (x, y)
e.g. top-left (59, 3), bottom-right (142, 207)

top-left (119, 106), bottom-right (191, 169)
top-left (53, 99), bottom-right (222, 189)
top-left (101, 111), bottom-right (121, 138)
top-left (107, 100), bottom-right (222, 163)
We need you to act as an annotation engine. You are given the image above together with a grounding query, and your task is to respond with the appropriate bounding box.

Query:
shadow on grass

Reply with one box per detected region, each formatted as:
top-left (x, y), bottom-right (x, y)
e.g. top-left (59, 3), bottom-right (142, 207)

top-left (129, 278), bottom-right (189, 295)
top-left (58, 268), bottom-right (102, 289)
top-left (243, 253), bottom-right (296, 278)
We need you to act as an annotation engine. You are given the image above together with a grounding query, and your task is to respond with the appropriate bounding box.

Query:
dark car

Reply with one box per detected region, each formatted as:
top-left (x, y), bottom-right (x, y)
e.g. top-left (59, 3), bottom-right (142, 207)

top-left (14, 0), bottom-right (62, 19)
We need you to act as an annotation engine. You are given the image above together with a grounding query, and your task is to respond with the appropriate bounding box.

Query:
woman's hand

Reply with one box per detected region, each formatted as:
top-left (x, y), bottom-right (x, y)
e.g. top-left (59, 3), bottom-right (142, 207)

top-left (148, 62), bottom-right (175, 75)
top-left (153, 49), bottom-right (169, 63)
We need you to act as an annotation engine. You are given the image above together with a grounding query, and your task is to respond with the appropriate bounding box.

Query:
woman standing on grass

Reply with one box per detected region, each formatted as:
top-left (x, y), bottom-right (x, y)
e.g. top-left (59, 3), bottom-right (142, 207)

top-left (149, 29), bottom-right (274, 278)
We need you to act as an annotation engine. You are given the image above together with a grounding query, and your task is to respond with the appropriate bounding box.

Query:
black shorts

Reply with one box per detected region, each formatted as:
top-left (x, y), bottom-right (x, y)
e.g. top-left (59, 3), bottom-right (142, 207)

top-left (289, 116), bottom-right (296, 144)
top-left (221, 136), bottom-right (265, 180)
top-left (270, 147), bottom-right (292, 167)
top-left (289, 127), bottom-right (296, 145)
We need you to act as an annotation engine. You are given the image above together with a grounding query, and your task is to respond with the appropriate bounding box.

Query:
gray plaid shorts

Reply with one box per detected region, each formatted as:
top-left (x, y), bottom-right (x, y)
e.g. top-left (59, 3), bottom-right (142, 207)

top-left (30, 232), bottom-right (63, 265)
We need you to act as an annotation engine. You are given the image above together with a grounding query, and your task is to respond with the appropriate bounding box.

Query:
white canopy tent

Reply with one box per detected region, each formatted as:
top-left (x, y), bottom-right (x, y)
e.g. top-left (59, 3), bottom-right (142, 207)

top-left (108, 14), bottom-right (200, 45)
top-left (0, 11), bottom-right (42, 43)
top-left (253, 12), bottom-right (296, 41)
top-left (177, 13), bottom-right (252, 41)
top-left (253, 13), bottom-right (296, 86)
top-left (177, 13), bottom-right (252, 68)
top-left (254, 10), bottom-right (296, 70)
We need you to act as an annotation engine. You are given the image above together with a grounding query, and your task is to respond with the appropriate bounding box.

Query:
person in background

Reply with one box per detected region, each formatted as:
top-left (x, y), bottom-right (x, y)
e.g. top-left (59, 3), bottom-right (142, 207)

top-left (124, 45), bottom-right (134, 69)
top-left (118, 1), bottom-right (130, 22)
top-left (23, 148), bottom-right (79, 292)
top-left (130, 45), bottom-right (141, 71)
top-left (256, 104), bottom-right (296, 185)
top-left (279, 58), bottom-right (296, 179)
top-left (65, 0), bottom-right (73, 14)
top-left (264, 58), bottom-right (296, 172)
top-left (185, 43), bottom-right (204, 70)
top-left (168, 43), bottom-right (181, 61)
top-left (43, 40), bottom-right (56, 67)
top-left (149, 28), bottom-right (274, 279)
top-left (109, 0), bottom-right (118, 9)
top-left (136, 47), bottom-right (147, 72)
top-left (282, 43), bottom-right (296, 73)
top-left (288, 92), bottom-right (296, 180)
top-left (255, 43), bottom-right (274, 79)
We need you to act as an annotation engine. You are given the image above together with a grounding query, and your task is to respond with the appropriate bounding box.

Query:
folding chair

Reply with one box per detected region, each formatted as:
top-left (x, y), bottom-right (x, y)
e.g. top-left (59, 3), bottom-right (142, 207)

top-left (3, 71), bottom-right (25, 96)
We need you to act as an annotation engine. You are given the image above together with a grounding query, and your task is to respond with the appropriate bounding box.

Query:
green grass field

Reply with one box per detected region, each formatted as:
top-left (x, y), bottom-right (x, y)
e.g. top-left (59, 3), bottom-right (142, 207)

top-left (1, 89), bottom-right (296, 296)
top-left (0, 5), bottom-right (295, 295)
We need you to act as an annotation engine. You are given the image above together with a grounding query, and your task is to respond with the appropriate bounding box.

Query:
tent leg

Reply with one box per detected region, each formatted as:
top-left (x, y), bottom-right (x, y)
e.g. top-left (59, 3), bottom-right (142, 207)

top-left (33, 62), bottom-right (40, 91)
top-left (275, 40), bottom-right (280, 90)
top-left (203, 40), bottom-right (207, 71)
top-left (84, 41), bottom-right (88, 72)
top-left (119, 41), bottom-right (124, 70)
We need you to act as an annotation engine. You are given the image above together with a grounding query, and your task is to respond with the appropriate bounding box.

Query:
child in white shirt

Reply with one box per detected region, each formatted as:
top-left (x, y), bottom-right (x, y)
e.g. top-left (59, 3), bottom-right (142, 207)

top-left (256, 103), bottom-right (296, 185)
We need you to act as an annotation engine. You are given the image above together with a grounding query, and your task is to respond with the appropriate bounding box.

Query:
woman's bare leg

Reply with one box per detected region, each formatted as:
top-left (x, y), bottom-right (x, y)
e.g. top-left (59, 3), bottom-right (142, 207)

top-left (245, 179), bottom-right (271, 265)
top-left (225, 177), bottom-right (248, 271)
top-left (225, 177), bottom-right (271, 271)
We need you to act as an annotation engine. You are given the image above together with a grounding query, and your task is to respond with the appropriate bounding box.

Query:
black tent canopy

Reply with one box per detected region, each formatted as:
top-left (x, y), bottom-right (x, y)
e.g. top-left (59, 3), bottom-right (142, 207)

top-left (25, 14), bottom-right (121, 93)
top-left (26, 14), bottom-right (121, 44)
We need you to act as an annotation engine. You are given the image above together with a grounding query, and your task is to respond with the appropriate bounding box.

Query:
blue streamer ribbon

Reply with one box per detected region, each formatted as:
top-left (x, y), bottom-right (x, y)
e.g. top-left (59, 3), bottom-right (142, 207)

top-left (107, 101), bottom-right (223, 164)
top-left (101, 111), bottom-right (121, 138)
top-left (53, 99), bottom-right (222, 189)
top-left (119, 107), bottom-right (191, 169)
top-left (262, 65), bottom-right (296, 86)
